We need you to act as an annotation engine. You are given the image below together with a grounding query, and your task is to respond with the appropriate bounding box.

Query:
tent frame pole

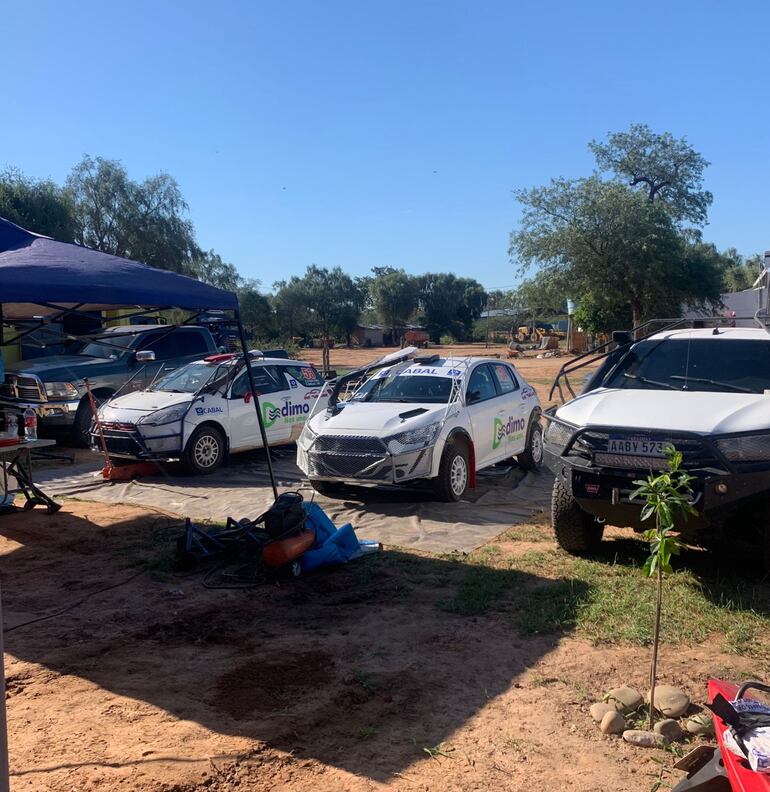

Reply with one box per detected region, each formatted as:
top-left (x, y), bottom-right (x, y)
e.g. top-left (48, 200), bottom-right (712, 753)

top-left (235, 308), bottom-right (278, 501)
top-left (0, 582), bottom-right (9, 792)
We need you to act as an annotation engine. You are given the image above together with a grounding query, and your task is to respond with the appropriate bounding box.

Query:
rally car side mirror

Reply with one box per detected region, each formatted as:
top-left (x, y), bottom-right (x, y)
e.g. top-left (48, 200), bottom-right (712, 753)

top-left (466, 389), bottom-right (481, 405)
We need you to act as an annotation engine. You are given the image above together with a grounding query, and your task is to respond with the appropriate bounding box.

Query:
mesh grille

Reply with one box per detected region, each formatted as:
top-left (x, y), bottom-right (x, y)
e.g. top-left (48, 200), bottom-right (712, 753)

top-left (307, 450), bottom-right (391, 480)
top-left (313, 435), bottom-right (386, 455)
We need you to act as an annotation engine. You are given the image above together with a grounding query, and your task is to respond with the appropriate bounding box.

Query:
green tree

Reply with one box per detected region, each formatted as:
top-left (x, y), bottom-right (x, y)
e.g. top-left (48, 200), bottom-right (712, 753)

top-left (237, 280), bottom-right (274, 339)
top-left (0, 167), bottom-right (75, 241)
top-left (418, 273), bottom-right (487, 342)
top-left (589, 123), bottom-right (713, 225)
top-left (369, 267), bottom-right (419, 343)
top-left (191, 249), bottom-right (242, 291)
top-left (511, 176), bottom-right (722, 326)
top-left (66, 155), bottom-right (198, 275)
top-left (571, 291), bottom-right (632, 335)
top-left (720, 247), bottom-right (762, 292)
top-left (273, 276), bottom-right (311, 339)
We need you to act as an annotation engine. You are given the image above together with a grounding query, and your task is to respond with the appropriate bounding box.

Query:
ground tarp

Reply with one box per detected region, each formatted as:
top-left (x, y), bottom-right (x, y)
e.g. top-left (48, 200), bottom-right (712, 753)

top-left (34, 450), bottom-right (553, 554)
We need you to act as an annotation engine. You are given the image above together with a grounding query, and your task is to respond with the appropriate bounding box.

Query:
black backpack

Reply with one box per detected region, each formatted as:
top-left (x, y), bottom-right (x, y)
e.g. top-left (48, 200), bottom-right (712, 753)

top-left (263, 491), bottom-right (305, 540)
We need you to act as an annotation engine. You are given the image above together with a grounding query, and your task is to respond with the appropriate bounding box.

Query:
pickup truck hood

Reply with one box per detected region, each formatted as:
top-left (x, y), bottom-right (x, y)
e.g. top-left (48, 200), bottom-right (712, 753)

top-left (308, 401), bottom-right (446, 436)
top-left (556, 388), bottom-right (770, 435)
top-left (102, 390), bottom-right (193, 415)
top-left (7, 355), bottom-right (117, 381)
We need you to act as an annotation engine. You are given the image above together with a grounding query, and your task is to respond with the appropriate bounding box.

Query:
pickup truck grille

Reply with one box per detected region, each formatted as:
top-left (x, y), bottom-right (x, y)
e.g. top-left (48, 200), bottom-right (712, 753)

top-left (579, 430), bottom-right (721, 470)
top-left (3, 374), bottom-right (46, 403)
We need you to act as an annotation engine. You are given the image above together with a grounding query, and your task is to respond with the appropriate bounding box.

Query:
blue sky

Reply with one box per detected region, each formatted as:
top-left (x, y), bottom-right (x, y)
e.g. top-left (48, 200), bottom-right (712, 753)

top-left (2, 0), bottom-right (769, 291)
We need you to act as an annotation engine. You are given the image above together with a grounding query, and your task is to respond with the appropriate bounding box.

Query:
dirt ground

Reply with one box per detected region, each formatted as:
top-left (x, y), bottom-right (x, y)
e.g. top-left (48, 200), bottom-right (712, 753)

top-left (298, 343), bottom-right (578, 406)
top-left (2, 501), bottom-right (763, 792)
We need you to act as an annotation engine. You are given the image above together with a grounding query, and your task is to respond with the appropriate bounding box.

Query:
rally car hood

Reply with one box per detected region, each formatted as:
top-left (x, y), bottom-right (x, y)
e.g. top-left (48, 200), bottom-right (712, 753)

top-left (307, 400), bottom-right (447, 436)
top-left (556, 388), bottom-right (770, 435)
top-left (102, 390), bottom-right (193, 416)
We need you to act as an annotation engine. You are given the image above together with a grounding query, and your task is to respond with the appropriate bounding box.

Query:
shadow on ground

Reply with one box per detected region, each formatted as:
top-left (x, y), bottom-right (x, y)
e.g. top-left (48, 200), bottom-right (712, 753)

top-left (1, 506), bottom-right (580, 783)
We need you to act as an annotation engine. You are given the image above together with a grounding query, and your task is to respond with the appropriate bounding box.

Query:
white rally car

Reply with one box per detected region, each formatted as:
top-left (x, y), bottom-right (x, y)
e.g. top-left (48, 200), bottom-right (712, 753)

top-left (93, 352), bottom-right (328, 473)
top-left (297, 351), bottom-right (543, 501)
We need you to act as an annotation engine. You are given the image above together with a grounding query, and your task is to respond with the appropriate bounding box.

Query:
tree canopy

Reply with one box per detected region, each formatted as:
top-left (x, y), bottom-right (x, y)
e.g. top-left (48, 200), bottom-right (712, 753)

top-left (0, 168), bottom-right (75, 242)
top-left (369, 267), bottom-right (419, 341)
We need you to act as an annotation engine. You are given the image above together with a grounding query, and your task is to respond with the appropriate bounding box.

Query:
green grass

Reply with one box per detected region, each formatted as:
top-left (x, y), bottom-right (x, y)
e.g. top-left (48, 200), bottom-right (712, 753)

top-left (434, 527), bottom-right (770, 658)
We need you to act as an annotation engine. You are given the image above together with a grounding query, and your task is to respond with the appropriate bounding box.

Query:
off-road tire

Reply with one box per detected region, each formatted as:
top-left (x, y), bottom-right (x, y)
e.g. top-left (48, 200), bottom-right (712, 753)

top-left (552, 476), bottom-right (604, 553)
top-left (517, 420), bottom-right (543, 471)
top-left (433, 439), bottom-right (470, 502)
top-left (183, 425), bottom-right (225, 475)
top-left (73, 394), bottom-right (109, 448)
top-left (310, 480), bottom-right (347, 498)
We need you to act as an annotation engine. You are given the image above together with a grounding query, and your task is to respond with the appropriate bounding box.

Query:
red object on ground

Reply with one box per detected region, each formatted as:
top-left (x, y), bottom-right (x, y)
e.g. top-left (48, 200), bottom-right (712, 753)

top-left (102, 461), bottom-right (163, 481)
top-left (708, 679), bottom-right (770, 792)
top-left (262, 530), bottom-right (315, 568)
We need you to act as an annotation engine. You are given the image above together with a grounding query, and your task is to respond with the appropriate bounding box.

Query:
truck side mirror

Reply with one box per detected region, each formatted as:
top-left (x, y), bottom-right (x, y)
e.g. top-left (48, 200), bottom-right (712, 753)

top-left (135, 350), bottom-right (156, 363)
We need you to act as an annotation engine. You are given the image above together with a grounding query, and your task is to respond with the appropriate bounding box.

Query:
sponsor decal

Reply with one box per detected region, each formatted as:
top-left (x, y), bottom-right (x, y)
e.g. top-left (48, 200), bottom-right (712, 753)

top-left (262, 400), bottom-right (310, 428)
top-left (492, 415), bottom-right (526, 449)
top-left (521, 385), bottom-right (536, 400)
top-left (195, 406), bottom-right (224, 416)
top-left (304, 387), bottom-right (333, 400)
top-left (300, 367), bottom-right (316, 381)
top-left (288, 378), bottom-right (299, 389)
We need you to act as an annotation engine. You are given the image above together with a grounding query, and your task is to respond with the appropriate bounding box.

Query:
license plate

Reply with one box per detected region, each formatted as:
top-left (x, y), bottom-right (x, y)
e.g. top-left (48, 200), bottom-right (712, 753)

top-left (607, 436), bottom-right (668, 457)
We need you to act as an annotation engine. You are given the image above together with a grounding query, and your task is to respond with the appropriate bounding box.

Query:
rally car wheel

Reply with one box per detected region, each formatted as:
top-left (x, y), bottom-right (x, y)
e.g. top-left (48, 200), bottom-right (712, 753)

top-left (73, 393), bottom-right (109, 448)
top-left (517, 420), bottom-right (543, 471)
top-left (433, 440), bottom-right (469, 502)
top-left (552, 476), bottom-right (604, 553)
top-left (183, 425), bottom-right (225, 474)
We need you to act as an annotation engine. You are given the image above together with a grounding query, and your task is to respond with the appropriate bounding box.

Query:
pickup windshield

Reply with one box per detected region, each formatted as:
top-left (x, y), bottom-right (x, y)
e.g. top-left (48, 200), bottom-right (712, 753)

top-left (353, 374), bottom-right (453, 404)
top-left (604, 338), bottom-right (770, 394)
top-left (80, 333), bottom-right (137, 359)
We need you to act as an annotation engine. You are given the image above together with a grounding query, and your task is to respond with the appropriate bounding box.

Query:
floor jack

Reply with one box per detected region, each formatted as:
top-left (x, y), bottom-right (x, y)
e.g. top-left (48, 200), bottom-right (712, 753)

top-left (85, 379), bottom-right (163, 481)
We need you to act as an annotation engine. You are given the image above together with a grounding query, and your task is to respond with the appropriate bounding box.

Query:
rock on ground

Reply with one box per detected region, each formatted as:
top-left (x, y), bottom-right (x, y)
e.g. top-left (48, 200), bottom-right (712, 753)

top-left (590, 701), bottom-right (617, 722)
top-left (600, 710), bottom-right (626, 735)
top-left (647, 685), bottom-right (690, 718)
top-left (654, 718), bottom-right (684, 742)
top-left (623, 730), bottom-right (665, 748)
top-left (607, 686), bottom-right (643, 714)
top-left (685, 713), bottom-right (714, 736)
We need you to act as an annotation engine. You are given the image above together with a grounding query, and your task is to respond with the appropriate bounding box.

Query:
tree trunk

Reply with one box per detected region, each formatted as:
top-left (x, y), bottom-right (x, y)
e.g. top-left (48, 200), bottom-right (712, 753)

top-left (648, 560), bottom-right (663, 730)
top-left (629, 295), bottom-right (642, 338)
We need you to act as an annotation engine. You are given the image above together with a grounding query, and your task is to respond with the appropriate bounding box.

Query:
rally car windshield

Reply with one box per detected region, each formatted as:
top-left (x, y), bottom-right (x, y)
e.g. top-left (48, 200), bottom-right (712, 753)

top-left (151, 362), bottom-right (221, 393)
top-left (604, 338), bottom-right (770, 394)
top-left (353, 374), bottom-right (453, 404)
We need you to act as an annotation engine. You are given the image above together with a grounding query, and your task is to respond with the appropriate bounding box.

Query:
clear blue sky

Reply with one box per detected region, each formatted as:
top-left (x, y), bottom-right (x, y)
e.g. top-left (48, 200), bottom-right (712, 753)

top-left (2, 0), bottom-right (769, 291)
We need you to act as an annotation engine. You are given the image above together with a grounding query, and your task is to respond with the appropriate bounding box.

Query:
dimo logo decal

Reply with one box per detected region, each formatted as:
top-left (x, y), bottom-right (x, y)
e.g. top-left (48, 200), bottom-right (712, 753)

top-left (493, 416), bottom-right (526, 449)
top-left (262, 402), bottom-right (282, 428)
top-left (262, 400), bottom-right (310, 428)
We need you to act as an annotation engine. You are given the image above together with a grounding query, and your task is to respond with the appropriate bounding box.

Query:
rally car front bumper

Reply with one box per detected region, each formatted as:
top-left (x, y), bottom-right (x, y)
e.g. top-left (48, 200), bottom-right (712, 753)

top-left (542, 415), bottom-right (770, 530)
top-left (91, 421), bottom-right (184, 460)
top-left (298, 433), bottom-right (435, 485)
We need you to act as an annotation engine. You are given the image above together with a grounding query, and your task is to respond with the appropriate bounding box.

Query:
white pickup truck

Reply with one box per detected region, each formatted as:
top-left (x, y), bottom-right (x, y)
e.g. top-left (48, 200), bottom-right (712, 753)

top-left (543, 325), bottom-right (770, 568)
top-left (94, 352), bottom-right (328, 473)
top-left (297, 351), bottom-right (543, 501)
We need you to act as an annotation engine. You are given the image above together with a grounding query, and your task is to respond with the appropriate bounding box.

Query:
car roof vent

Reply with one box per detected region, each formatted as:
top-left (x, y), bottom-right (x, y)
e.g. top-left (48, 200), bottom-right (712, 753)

top-left (412, 354), bottom-right (441, 364)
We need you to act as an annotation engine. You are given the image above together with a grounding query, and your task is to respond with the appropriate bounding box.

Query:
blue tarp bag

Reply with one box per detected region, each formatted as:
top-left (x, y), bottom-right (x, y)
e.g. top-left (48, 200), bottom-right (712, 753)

top-left (301, 502), bottom-right (361, 572)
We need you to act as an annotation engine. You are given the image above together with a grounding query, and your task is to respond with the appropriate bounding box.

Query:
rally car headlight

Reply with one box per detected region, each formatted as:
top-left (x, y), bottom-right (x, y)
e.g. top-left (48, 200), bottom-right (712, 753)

top-left (299, 422), bottom-right (318, 447)
top-left (138, 403), bottom-right (189, 426)
top-left (386, 421), bottom-right (441, 454)
top-left (45, 381), bottom-right (79, 399)
top-left (715, 433), bottom-right (770, 463)
top-left (544, 419), bottom-right (576, 450)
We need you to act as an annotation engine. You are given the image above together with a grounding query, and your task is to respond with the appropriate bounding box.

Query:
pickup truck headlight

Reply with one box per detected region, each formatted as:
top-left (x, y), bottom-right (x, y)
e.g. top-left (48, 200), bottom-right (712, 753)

top-left (137, 403), bottom-right (190, 426)
top-left (544, 419), bottom-right (576, 450)
top-left (715, 434), bottom-right (770, 463)
top-left (386, 421), bottom-right (441, 454)
top-left (45, 382), bottom-right (79, 399)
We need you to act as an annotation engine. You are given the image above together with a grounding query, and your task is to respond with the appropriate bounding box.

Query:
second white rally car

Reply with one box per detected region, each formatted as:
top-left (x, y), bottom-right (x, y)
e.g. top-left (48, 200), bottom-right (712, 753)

top-left (297, 351), bottom-right (543, 501)
top-left (93, 352), bottom-right (328, 473)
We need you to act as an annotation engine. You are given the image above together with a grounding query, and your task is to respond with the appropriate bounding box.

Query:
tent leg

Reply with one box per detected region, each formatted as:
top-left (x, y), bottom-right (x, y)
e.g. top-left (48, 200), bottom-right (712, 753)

top-left (235, 309), bottom-right (278, 501)
top-left (0, 582), bottom-right (9, 792)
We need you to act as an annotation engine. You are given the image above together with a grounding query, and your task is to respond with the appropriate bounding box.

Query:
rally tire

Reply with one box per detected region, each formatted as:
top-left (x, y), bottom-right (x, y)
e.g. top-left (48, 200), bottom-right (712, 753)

top-left (433, 439), bottom-right (470, 502)
top-left (310, 480), bottom-right (347, 498)
top-left (552, 476), bottom-right (604, 553)
top-left (73, 394), bottom-right (109, 448)
top-left (517, 420), bottom-right (543, 471)
top-left (183, 425), bottom-right (225, 475)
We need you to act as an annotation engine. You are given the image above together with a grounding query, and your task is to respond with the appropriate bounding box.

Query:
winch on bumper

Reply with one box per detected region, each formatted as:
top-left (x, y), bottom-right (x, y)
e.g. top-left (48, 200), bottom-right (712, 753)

top-left (93, 421), bottom-right (184, 460)
top-left (297, 432), bottom-right (435, 484)
top-left (542, 414), bottom-right (770, 531)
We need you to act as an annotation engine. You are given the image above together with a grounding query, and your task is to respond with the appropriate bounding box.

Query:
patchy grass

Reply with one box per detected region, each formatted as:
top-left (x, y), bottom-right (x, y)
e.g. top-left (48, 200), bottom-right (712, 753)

top-left (437, 521), bottom-right (770, 658)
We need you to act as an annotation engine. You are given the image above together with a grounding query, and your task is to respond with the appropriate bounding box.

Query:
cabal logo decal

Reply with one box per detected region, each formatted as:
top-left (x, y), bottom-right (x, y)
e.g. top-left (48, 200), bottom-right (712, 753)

top-left (195, 406), bottom-right (224, 416)
top-left (493, 416), bottom-right (526, 449)
top-left (263, 400), bottom-right (310, 427)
